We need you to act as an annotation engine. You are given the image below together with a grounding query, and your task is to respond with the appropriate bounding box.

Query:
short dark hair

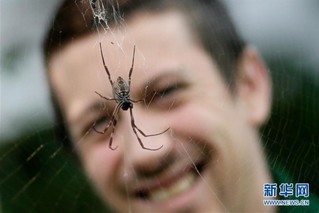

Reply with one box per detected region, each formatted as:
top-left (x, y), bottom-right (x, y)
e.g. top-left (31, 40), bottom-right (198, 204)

top-left (44, 0), bottom-right (245, 150)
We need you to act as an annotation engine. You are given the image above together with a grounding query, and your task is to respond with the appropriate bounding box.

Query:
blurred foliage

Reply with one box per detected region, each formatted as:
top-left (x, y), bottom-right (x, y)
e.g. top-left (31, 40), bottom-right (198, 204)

top-left (0, 55), bottom-right (318, 212)
top-left (262, 55), bottom-right (319, 196)
top-left (0, 129), bottom-right (108, 212)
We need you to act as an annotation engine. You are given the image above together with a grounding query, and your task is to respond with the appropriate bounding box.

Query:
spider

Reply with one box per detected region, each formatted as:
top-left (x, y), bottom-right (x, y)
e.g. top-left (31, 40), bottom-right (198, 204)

top-left (93, 42), bottom-right (169, 151)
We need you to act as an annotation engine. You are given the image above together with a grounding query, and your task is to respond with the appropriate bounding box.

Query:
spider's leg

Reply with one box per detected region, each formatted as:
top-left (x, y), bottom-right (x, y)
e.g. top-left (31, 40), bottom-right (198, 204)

top-left (128, 45), bottom-right (136, 87)
top-left (129, 108), bottom-right (163, 151)
top-left (135, 125), bottom-right (170, 137)
top-left (106, 104), bottom-right (121, 150)
top-left (130, 108), bottom-right (170, 137)
top-left (108, 119), bottom-right (119, 150)
top-left (95, 91), bottom-right (117, 101)
top-left (92, 103), bottom-right (121, 134)
top-left (99, 42), bottom-right (113, 86)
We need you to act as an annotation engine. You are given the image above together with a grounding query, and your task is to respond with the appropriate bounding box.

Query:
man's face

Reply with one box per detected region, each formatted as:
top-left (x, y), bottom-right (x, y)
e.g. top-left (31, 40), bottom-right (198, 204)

top-left (50, 10), bottom-right (273, 212)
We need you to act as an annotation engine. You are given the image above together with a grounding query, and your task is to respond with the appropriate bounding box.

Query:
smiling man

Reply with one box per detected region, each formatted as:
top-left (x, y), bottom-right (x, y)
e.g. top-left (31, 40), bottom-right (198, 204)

top-left (44, 0), bottom-right (274, 212)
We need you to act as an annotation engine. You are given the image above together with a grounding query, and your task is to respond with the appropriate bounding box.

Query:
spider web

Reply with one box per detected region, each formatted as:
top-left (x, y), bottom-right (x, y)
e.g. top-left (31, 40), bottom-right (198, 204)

top-left (1, 0), bottom-right (319, 212)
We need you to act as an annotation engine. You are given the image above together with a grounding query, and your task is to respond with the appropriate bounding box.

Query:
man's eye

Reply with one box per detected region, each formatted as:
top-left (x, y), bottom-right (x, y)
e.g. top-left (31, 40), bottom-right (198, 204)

top-left (145, 82), bottom-right (187, 109)
top-left (92, 116), bottom-right (111, 133)
top-left (156, 85), bottom-right (179, 98)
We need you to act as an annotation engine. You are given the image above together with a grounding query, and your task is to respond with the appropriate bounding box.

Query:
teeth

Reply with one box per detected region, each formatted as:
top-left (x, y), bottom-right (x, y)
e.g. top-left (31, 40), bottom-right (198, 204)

top-left (150, 173), bottom-right (196, 202)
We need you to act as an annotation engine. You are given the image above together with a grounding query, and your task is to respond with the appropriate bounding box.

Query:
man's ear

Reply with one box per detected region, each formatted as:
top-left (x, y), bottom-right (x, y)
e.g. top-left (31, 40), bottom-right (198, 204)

top-left (236, 46), bottom-right (272, 127)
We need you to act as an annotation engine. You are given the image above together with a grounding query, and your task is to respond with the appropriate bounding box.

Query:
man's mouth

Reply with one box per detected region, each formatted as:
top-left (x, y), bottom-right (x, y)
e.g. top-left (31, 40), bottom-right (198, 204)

top-left (149, 171), bottom-right (196, 202)
top-left (133, 161), bottom-right (205, 202)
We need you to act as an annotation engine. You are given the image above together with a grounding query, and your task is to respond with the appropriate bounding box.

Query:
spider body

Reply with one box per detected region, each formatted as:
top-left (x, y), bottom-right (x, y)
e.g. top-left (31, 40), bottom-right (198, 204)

top-left (113, 76), bottom-right (132, 111)
top-left (93, 43), bottom-right (169, 151)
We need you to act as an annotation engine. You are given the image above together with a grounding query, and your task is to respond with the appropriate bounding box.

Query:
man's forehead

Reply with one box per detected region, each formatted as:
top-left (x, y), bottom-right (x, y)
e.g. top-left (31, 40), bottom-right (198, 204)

top-left (49, 9), bottom-right (195, 87)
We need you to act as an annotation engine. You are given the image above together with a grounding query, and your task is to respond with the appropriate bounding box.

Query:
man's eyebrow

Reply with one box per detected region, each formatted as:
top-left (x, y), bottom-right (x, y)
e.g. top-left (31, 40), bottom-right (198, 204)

top-left (72, 100), bottom-right (113, 125)
top-left (88, 101), bottom-right (106, 112)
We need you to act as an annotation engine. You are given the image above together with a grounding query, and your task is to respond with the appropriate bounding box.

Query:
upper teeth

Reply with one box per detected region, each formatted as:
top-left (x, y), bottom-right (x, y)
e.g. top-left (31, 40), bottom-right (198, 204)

top-left (149, 172), bottom-right (196, 202)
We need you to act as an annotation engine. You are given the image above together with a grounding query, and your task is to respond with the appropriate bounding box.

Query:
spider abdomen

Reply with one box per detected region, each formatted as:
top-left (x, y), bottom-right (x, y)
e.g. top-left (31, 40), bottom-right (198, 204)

top-left (121, 101), bottom-right (132, 110)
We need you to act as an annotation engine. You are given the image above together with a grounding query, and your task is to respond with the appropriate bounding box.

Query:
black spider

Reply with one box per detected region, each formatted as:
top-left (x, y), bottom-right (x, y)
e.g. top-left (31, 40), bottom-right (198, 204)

top-left (93, 43), bottom-right (169, 151)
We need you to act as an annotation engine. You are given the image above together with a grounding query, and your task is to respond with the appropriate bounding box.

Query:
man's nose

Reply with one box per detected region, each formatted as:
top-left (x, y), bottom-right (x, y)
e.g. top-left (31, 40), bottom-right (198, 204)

top-left (117, 104), bottom-right (172, 176)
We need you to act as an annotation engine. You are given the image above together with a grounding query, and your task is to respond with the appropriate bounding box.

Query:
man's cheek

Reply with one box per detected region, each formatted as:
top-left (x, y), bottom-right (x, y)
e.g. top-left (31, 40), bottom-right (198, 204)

top-left (168, 103), bottom-right (221, 139)
top-left (82, 145), bottom-right (116, 187)
top-left (168, 102), bottom-right (237, 165)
